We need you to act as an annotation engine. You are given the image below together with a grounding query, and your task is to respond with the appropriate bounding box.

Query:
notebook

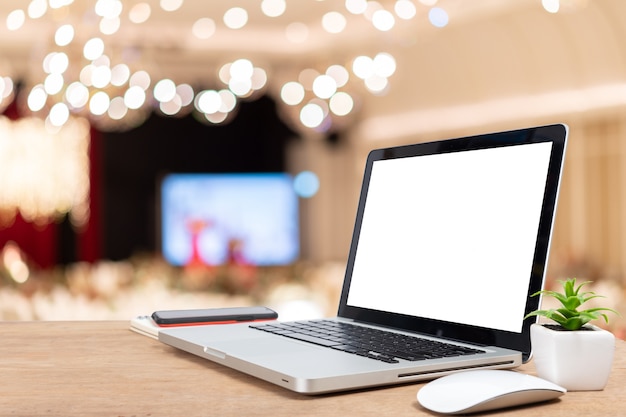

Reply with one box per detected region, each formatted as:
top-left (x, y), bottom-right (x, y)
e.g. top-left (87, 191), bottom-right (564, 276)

top-left (159, 124), bottom-right (568, 394)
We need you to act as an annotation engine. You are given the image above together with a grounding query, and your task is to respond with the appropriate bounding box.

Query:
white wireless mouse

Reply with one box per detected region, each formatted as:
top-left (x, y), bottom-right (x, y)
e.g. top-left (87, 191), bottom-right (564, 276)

top-left (417, 369), bottom-right (566, 415)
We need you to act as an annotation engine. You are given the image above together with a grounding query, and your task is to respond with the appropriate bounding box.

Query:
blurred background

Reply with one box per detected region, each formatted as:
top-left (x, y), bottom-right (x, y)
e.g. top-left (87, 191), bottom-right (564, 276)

top-left (0, 0), bottom-right (624, 337)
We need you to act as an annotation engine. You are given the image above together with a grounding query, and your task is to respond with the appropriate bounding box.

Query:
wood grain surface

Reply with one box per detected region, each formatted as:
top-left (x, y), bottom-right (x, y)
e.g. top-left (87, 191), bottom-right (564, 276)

top-left (0, 321), bottom-right (623, 416)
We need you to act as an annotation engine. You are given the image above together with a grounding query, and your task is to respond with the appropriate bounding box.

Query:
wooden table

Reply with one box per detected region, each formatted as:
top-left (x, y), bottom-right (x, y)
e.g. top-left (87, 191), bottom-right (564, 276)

top-left (0, 321), bottom-right (624, 416)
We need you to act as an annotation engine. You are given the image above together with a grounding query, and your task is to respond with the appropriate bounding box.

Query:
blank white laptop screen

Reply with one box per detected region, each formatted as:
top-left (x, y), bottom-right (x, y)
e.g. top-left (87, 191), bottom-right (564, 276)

top-left (346, 141), bottom-right (553, 333)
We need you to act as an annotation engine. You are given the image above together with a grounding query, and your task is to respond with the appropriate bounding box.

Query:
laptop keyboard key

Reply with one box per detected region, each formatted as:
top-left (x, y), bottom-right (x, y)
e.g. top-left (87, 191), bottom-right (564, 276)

top-left (250, 320), bottom-right (483, 364)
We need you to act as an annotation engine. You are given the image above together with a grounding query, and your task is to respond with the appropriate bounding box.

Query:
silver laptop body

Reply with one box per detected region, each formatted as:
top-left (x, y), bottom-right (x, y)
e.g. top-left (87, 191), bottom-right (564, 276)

top-left (160, 124), bottom-right (568, 394)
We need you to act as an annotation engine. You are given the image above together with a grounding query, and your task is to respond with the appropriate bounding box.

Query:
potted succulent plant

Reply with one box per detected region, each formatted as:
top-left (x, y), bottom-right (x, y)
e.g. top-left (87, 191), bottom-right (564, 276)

top-left (524, 278), bottom-right (619, 391)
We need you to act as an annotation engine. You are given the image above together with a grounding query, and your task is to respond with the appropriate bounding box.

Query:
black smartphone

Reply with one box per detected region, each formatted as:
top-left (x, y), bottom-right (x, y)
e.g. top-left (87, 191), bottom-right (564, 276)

top-left (151, 306), bottom-right (278, 327)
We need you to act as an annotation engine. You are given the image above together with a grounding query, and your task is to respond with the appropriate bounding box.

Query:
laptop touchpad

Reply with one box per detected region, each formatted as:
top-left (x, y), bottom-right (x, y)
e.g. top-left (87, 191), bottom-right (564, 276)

top-left (210, 337), bottom-right (319, 358)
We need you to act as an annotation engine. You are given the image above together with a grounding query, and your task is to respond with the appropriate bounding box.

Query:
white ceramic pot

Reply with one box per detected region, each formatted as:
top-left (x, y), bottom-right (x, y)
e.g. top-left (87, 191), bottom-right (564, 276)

top-left (530, 323), bottom-right (615, 391)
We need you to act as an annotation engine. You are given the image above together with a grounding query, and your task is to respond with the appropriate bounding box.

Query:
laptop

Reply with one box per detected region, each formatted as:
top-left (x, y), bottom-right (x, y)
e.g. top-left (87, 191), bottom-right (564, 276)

top-left (159, 123), bottom-right (568, 394)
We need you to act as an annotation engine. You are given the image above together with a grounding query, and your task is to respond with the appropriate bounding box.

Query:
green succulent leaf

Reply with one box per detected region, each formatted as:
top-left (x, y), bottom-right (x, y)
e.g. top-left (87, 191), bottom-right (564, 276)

top-left (561, 295), bottom-right (582, 310)
top-left (561, 317), bottom-right (587, 330)
top-left (525, 278), bottom-right (620, 330)
top-left (556, 308), bottom-right (577, 319)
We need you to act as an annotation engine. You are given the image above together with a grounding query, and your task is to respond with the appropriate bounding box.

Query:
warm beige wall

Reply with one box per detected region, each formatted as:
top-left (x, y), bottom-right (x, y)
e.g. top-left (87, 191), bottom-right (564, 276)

top-left (549, 117), bottom-right (626, 283)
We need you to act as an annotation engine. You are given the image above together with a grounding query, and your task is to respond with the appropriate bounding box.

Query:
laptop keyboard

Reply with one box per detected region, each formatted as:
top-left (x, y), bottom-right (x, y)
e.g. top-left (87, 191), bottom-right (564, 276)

top-left (250, 319), bottom-right (483, 364)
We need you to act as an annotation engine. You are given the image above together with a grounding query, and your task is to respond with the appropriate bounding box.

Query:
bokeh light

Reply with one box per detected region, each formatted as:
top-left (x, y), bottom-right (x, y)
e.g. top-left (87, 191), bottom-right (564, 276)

top-left (261, 0), bottom-right (286, 17)
top-left (372, 9), bottom-right (395, 31)
top-left (28, 0), bottom-right (48, 19)
top-left (300, 102), bottom-right (325, 128)
top-left (395, 0), bottom-right (417, 19)
top-left (542, 0), bottom-right (560, 13)
top-left (55, 24), bottom-right (75, 46)
top-left (224, 7), bottom-right (248, 29)
top-left (294, 171), bottom-right (320, 198)
top-left (322, 12), bottom-right (347, 34)
top-left (281, 82), bottom-right (305, 105)
top-left (329, 92), bottom-right (354, 116)
top-left (6, 10), bottom-right (26, 31)
top-left (160, 0), bottom-right (184, 12)
top-left (429, 7), bottom-right (449, 28)
top-left (312, 75), bottom-right (337, 99)
top-left (345, 0), bottom-right (368, 14)
top-left (8, 0), bottom-right (414, 131)
top-left (129, 3), bottom-right (151, 23)
top-left (192, 18), bottom-right (216, 39)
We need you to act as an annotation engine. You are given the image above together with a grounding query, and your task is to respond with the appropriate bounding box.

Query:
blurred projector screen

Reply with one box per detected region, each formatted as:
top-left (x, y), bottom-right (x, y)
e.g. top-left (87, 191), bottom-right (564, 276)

top-left (160, 173), bottom-right (299, 266)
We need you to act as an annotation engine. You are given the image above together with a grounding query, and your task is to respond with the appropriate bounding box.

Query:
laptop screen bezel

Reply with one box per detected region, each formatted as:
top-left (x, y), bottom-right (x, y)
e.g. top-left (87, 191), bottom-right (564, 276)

top-left (337, 124), bottom-right (568, 362)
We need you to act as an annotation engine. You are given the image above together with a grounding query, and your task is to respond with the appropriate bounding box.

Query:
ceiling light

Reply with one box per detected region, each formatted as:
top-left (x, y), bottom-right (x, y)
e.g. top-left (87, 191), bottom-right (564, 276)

top-left (428, 7), bottom-right (449, 27)
top-left (373, 53), bottom-right (396, 77)
top-left (345, 0), bottom-right (368, 15)
top-left (224, 7), bottom-right (248, 30)
top-left (229, 78), bottom-right (252, 96)
top-left (54, 24), bottom-right (75, 46)
top-left (49, 0), bottom-right (75, 9)
top-left (395, 0), bottom-right (417, 19)
top-left (11, 0), bottom-right (426, 131)
top-left (83, 38), bottom-right (105, 61)
top-left (124, 85), bottom-right (146, 109)
top-left (28, 0), bottom-right (48, 19)
top-left (322, 12), bottom-right (347, 34)
top-left (110, 64), bottom-right (130, 86)
top-left (154, 79), bottom-right (177, 103)
top-left (129, 3), bottom-right (151, 23)
top-left (79, 65), bottom-right (95, 87)
top-left (326, 65), bottom-right (350, 88)
top-left (6, 10), bottom-right (26, 31)
top-left (45, 52), bottom-right (70, 74)
top-left (230, 59), bottom-right (254, 80)
top-left (251, 68), bottom-right (268, 90)
top-left (352, 56), bottom-right (374, 79)
top-left (44, 73), bottom-right (64, 95)
top-left (49, 102), bottom-right (70, 126)
top-left (129, 70), bottom-right (151, 90)
top-left (192, 18), bottom-right (216, 39)
top-left (65, 82), bottom-right (90, 108)
top-left (281, 82), bottom-right (305, 105)
top-left (195, 90), bottom-right (221, 114)
top-left (205, 112), bottom-right (228, 124)
top-left (218, 90), bottom-right (237, 112)
top-left (27, 85), bottom-right (48, 112)
top-left (159, 95), bottom-right (182, 116)
top-left (300, 102), bottom-right (325, 128)
top-left (372, 9), bottom-right (395, 31)
top-left (89, 91), bottom-right (110, 116)
top-left (0, 116), bottom-right (89, 224)
top-left (0, 77), bottom-right (14, 100)
top-left (176, 84), bottom-right (195, 106)
top-left (329, 92), bottom-right (354, 116)
top-left (160, 0), bottom-right (184, 12)
top-left (100, 16), bottom-right (121, 35)
top-left (364, 75), bottom-right (388, 94)
top-left (91, 65), bottom-right (112, 89)
top-left (364, 1), bottom-right (384, 20)
top-left (108, 97), bottom-right (128, 120)
top-left (95, 0), bottom-right (123, 18)
top-left (312, 75), bottom-right (337, 99)
top-left (542, 0), bottom-right (560, 13)
top-left (261, 0), bottom-right (287, 17)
